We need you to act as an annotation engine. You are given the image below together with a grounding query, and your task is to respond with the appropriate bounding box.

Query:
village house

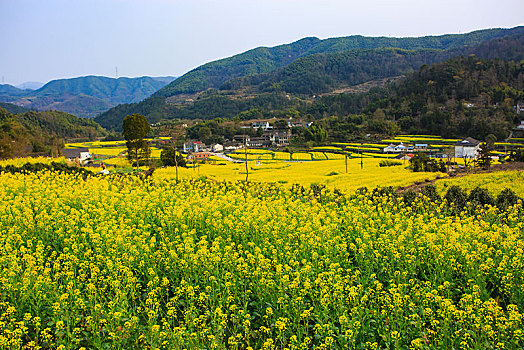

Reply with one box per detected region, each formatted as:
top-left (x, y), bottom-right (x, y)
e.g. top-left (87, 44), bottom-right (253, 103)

top-left (188, 152), bottom-right (211, 161)
top-left (211, 143), bottom-right (224, 152)
top-left (62, 148), bottom-right (91, 163)
top-left (233, 135), bottom-right (250, 144)
top-left (383, 143), bottom-right (414, 153)
top-left (223, 142), bottom-right (243, 151)
top-left (248, 136), bottom-right (271, 147)
top-left (251, 121), bottom-right (271, 130)
top-left (454, 137), bottom-right (481, 159)
top-left (183, 141), bottom-right (205, 153)
top-left (267, 131), bottom-right (290, 146)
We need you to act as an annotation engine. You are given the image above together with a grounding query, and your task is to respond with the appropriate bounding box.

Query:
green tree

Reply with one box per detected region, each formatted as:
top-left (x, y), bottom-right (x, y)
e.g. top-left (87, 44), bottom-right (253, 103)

top-left (274, 119), bottom-right (290, 130)
top-left (161, 146), bottom-right (187, 167)
top-left (304, 124), bottom-right (327, 143)
top-left (122, 114), bottom-right (150, 168)
top-left (476, 135), bottom-right (496, 168)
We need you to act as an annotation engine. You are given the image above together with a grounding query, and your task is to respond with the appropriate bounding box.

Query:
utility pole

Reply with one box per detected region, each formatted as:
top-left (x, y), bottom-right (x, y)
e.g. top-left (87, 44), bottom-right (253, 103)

top-left (345, 153), bottom-right (348, 174)
top-left (244, 136), bottom-right (249, 182)
top-left (360, 143), bottom-right (363, 169)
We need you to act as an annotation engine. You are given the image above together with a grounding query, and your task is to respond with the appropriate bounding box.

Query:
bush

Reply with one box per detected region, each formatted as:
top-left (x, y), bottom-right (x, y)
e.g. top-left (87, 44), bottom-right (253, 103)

top-left (0, 162), bottom-right (92, 178)
top-left (372, 186), bottom-right (396, 199)
top-left (402, 190), bottom-right (417, 205)
top-left (496, 188), bottom-right (520, 211)
top-left (410, 153), bottom-right (447, 172)
top-left (422, 184), bottom-right (441, 202)
top-left (508, 148), bottom-right (524, 162)
top-left (379, 159), bottom-right (402, 167)
top-left (444, 185), bottom-right (467, 211)
top-left (468, 187), bottom-right (495, 208)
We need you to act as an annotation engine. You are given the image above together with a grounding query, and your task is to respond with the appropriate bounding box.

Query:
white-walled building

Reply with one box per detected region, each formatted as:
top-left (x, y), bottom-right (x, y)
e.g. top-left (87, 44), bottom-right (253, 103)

top-left (62, 148), bottom-right (91, 162)
top-left (211, 143), bottom-right (224, 152)
top-left (454, 137), bottom-right (481, 159)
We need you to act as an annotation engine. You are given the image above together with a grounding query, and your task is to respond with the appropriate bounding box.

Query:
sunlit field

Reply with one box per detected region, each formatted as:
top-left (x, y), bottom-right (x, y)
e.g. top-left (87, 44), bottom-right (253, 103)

top-left (435, 170), bottom-right (524, 196)
top-left (156, 158), bottom-right (444, 194)
top-left (0, 166), bottom-right (523, 349)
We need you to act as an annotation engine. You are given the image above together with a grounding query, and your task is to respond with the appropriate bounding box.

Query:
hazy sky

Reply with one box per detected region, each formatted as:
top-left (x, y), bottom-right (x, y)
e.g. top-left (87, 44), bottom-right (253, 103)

top-left (1, 0), bottom-right (523, 86)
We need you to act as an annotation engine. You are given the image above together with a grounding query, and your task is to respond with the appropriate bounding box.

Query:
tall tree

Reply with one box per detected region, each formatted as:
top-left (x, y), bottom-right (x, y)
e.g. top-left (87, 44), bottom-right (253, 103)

top-left (122, 114), bottom-right (150, 168)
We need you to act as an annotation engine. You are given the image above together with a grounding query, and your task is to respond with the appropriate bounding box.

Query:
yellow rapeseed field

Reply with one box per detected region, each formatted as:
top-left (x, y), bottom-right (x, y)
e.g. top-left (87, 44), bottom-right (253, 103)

top-left (0, 165), bottom-right (523, 349)
top-left (156, 158), bottom-right (444, 194)
top-left (435, 170), bottom-right (524, 196)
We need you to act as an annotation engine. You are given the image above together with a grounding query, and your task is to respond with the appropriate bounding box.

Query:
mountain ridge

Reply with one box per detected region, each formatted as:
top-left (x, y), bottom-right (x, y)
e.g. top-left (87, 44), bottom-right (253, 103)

top-left (0, 75), bottom-right (176, 118)
top-left (95, 26), bottom-right (524, 130)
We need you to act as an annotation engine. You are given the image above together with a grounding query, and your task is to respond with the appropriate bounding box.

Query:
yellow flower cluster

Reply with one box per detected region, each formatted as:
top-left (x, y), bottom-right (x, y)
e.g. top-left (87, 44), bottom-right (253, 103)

top-left (0, 168), bottom-right (522, 348)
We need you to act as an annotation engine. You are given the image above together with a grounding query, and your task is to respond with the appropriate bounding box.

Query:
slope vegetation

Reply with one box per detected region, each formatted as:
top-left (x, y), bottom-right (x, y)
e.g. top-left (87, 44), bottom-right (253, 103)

top-left (0, 107), bottom-right (107, 158)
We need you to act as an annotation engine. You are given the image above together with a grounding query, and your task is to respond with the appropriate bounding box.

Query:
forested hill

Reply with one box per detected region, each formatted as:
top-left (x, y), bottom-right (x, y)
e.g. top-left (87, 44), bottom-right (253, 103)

top-left (95, 26), bottom-right (524, 130)
top-left (221, 32), bottom-right (524, 96)
top-left (155, 26), bottom-right (524, 98)
top-left (313, 56), bottom-right (524, 141)
top-left (0, 102), bottom-right (29, 114)
top-left (0, 76), bottom-right (176, 118)
top-left (0, 108), bottom-right (107, 159)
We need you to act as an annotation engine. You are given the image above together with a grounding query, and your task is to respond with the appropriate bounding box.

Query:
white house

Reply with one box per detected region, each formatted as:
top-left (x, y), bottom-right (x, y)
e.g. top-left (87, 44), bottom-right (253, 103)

top-left (211, 143), bottom-right (224, 152)
top-left (455, 137), bottom-right (481, 159)
top-left (383, 144), bottom-right (396, 153)
top-left (251, 121), bottom-right (270, 130)
top-left (183, 141), bottom-right (205, 153)
top-left (62, 148), bottom-right (91, 163)
top-left (383, 143), bottom-right (414, 153)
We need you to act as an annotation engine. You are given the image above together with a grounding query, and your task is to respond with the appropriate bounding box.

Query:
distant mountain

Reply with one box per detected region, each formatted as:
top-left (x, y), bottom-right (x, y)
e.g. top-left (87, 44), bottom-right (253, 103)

top-left (0, 107), bottom-right (107, 158)
top-left (0, 84), bottom-right (28, 98)
top-left (95, 26), bottom-right (524, 130)
top-left (0, 76), bottom-right (176, 118)
top-left (17, 81), bottom-right (45, 90)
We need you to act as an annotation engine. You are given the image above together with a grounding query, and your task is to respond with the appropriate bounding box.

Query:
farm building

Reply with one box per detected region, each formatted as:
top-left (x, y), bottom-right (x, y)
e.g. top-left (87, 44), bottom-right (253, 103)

top-left (383, 143), bottom-right (414, 153)
top-left (454, 137), bottom-right (481, 159)
top-left (62, 148), bottom-right (91, 162)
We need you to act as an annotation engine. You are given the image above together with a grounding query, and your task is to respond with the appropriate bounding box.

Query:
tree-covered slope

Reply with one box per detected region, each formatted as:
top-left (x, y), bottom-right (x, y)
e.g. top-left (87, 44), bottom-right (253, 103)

top-left (220, 48), bottom-right (449, 95)
top-left (312, 56), bottom-right (524, 140)
top-left (0, 102), bottom-right (30, 114)
top-left (0, 107), bottom-right (108, 158)
top-left (156, 26), bottom-right (524, 98)
top-left (223, 31), bottom-right (524, 96)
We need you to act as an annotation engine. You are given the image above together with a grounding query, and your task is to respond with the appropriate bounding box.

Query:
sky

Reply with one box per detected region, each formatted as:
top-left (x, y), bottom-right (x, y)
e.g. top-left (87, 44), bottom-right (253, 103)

top-left (1, 0), bottom-right (523, 86)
